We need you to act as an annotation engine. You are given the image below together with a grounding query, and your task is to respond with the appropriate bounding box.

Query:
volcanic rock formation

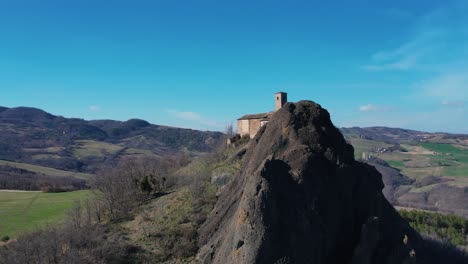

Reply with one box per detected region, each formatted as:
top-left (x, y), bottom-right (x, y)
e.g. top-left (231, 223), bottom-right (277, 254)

top-left (197, 101), bottom-right (425, 264)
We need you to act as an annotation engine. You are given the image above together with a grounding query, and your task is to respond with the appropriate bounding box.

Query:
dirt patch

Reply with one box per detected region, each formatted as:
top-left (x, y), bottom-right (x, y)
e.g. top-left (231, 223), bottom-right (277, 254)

top-left (0, 239), bottom-right (17, 247)
top-left (402, 145), bottom-right (436, 155)
top-left (0, 190), bottom-right (41, 193)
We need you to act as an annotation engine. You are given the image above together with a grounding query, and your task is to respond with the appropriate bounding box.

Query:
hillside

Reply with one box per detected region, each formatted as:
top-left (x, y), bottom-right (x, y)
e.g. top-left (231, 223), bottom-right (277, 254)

top-left (198, 101), bottom-right (466, 263)
top-left (341, 127), bottom-right (468, 144)
top-left (0, 190), bottom-right (90, 238)
top-left (0, 106), bottom-right (223, 189)
top-left (341, 127), bottom-right (468, 217)
top-left (1, 101), bottom-right (467, 264)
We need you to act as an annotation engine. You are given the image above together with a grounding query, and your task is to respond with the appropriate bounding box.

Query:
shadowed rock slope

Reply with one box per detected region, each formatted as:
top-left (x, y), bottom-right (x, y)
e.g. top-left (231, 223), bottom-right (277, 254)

top-left (197, 101), bottom-right (430, 264)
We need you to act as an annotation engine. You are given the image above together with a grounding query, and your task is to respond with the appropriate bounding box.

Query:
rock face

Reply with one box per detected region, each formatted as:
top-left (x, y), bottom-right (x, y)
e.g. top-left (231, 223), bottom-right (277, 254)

top-left (365, 159), bottom-right (414, 203)
top-left (198, 101), bottom-right (425, 264)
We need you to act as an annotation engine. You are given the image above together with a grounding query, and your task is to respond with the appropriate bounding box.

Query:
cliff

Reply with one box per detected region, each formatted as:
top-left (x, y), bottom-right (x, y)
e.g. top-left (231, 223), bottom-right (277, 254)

top-left (197, 101), bottom-right (426, 264)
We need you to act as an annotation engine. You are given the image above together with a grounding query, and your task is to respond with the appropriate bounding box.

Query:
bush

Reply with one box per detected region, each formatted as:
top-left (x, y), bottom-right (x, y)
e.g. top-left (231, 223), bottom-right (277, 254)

top-left (0, 165), bottom-right (87, 192)
top-left (400, 210), bottom-right (468, 247)
top-left (0, 204), bottom-right (130, 264)
top-left (92, 155), bottom-right (187, 221)
top-left (1, 235), bottom-right (9, 242)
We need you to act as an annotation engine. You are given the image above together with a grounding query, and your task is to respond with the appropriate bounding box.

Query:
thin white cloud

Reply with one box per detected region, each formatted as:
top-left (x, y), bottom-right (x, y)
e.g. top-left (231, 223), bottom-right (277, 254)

top-left (362, 31), bottom-right (440, 72)
top-left (363, 2), bottom-right (468, 72)
top-left (362, 56), bottom-right (419, 71)
top-left (345, 106), bottom-right (468, 134)
top-left (176, 111), bottom-right (201, 121)
top-left (410, 72), bottom-right (468, 108)
top-left (421, 73), bottom-right (468, 100)
top-left (165, 109), bottom-right (224, 129)
top-left (441, 100), bottom-right (466, 107)
top-left (351, 2), bottom-right (468, 133)
top-left (359, 104), bottom-right (393, 112)
top-left (381, 8), bottom-right (413, 20)
top-left (359, 104), bottom-right (378, 112)
top-left (88, 105), bottom-right (101, 112)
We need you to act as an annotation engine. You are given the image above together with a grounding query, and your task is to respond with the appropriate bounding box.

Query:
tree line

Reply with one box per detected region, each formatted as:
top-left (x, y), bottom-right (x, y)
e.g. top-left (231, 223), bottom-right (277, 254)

top-left (0, 153), bottom-right (195, 263)
top-left (0, 165), bottom-right (87, 192)
top-left (400, 209), bottom-right (468, 247)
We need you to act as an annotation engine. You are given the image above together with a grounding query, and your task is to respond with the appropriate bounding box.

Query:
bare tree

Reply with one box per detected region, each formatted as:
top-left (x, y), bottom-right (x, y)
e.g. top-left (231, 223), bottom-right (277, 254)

top-left (91, 155), bottom-right (186, 220)
top-left (0, 208), bottom-right (128, 264)
top-left (225, 123), bottom-right (235, 138)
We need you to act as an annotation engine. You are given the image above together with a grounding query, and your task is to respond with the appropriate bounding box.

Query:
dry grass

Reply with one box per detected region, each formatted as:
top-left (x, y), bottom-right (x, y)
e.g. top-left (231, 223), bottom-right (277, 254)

top-left (400, 144), bottom-right (435, 155)
top-left (22, 147), bottom-right (65, 154)
top-left (72, 140), bottom-right (124, 159)
top-left (120, 186), bottom-right (216, 262)
top-left (0, 160), bottom-right (93, 179)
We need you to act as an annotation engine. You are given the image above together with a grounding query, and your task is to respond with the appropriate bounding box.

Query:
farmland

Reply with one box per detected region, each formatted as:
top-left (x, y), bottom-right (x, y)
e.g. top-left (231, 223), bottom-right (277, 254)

top-left (377, 142), bottom-right (468, 182)
top-left (0, 160), bottom-right (93, 179)
top-left (72, 139), bottom-right (124, 159)
top-left (0, 190), bottom-right (91, 238)
top-left (347, 137), bottom-right (468, 183)
top-left (341, 127), bottom-right (468, 195)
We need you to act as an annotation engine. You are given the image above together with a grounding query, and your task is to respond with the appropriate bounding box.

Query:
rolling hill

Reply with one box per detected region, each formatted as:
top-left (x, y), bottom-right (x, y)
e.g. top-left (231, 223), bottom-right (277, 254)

top-left (341, 126), bottom-right (468, 217)
top-left (0, 106), bottom-right (223, 190)
top-left (1, 106), bottom-right (467, 217)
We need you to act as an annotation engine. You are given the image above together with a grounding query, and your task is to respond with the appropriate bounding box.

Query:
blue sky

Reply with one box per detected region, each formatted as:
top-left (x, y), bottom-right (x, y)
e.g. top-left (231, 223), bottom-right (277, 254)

top-left (0, 0), bottom-right (467, 133)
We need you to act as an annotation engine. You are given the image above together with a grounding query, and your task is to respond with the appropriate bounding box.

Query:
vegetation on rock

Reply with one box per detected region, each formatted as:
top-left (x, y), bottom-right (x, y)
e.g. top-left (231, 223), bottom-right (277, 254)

top-left (400, 210), bottom-right (468, 247)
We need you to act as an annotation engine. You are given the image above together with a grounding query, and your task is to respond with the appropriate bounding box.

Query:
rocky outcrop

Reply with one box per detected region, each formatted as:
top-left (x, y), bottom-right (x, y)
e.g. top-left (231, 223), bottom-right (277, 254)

top-left (367, 159), bottom-right (468, 218)
top-left (197, 101), bottom-right (426, 264)
top-left (396, 184), bottom-right (468, 218)
top-left (365, 159), bottom-right (414, 203)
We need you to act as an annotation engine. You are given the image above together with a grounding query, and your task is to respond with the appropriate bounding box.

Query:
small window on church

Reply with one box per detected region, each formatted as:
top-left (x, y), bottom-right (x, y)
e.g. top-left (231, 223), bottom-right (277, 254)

top-left (277, 97), bottom-right (279, 100)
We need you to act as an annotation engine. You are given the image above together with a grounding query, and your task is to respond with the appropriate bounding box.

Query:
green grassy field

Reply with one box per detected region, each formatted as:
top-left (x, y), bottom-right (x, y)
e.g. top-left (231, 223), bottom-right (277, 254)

top-left (72, 139), bottom-right (124, 159)
top-left (0, 190), bottom-right (91, 238)
top-left (348, 138), bottom-right (468, 187)
top-left (351, 139), bottom-right (468, 178)
top-left (347, 138), bottom-right (393, 159)
top-left (420, 143), bottom-right (467, 154)
top-left (420, 143), bottom-right (468, 177)
top-left (386, 160), bottom-right (405, 169)
top-left (124, 148), bottom-right (156, 156)
top-left (0, 160), bottom-right (93, 179)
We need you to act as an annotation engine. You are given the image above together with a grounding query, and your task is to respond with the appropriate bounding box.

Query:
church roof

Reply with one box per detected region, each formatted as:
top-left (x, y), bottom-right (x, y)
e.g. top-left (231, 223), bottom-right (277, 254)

top-left (237, 112), bottom-right (273, 120)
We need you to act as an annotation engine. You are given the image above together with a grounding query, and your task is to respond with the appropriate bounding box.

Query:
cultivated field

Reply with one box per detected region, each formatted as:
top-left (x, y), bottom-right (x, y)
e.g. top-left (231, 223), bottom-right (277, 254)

top-left (0, 160), bottom-right (93, 179)
top-left (72, 139), bottom-right (125, 159)
top-left (380, 143), bottom-right (468, 180)
top-left (0, 190), bottom-right (91, 238)
top-left (347, 137), bottom-right (393, 160)
top-left (349, 137), bottom-right (468, 187)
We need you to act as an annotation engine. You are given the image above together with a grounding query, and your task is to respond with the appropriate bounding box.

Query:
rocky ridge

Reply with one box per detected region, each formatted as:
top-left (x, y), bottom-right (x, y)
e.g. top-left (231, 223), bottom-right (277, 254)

top-left (197, 101), bottom-right (427, 264)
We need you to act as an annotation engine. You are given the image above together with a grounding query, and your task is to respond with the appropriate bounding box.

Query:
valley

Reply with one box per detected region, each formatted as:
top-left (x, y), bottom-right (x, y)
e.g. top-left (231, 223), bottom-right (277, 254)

top-left (0, 106), bottom-right (467, 263)
top-left (343, 127), bottom-right (468, 217)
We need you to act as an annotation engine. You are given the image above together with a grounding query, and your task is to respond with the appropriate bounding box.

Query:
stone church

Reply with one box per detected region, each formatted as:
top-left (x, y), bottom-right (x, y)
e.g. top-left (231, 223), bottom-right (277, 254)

top-left (237, 92), bottom-right (287, 138)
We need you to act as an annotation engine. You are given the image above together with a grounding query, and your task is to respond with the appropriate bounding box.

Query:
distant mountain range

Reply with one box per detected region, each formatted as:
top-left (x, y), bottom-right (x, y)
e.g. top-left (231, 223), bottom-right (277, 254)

top-left (1, 106), bottom-right (467, 217)
top-left (0, 106), bottom-right (223, 174)
top-left (340, 126), bottom-right (468, 144)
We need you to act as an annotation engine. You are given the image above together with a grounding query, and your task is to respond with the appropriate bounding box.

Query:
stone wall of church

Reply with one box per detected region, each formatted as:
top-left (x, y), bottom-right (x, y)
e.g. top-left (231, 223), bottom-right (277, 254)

top-left (237, 119), bottom-right (250, 136)
top-left (248, 119), bottom-right (262, 138)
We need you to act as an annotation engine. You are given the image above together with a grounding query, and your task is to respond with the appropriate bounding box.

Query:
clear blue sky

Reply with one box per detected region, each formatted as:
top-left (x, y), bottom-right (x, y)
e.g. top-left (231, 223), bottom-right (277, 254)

top-left (1, 0), bottom-right (467, 133)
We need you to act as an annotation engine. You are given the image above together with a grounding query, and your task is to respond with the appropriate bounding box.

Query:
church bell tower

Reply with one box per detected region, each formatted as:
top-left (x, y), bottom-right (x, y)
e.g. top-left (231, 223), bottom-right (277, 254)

top-left (275, 92), bottom-right (288, 111)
